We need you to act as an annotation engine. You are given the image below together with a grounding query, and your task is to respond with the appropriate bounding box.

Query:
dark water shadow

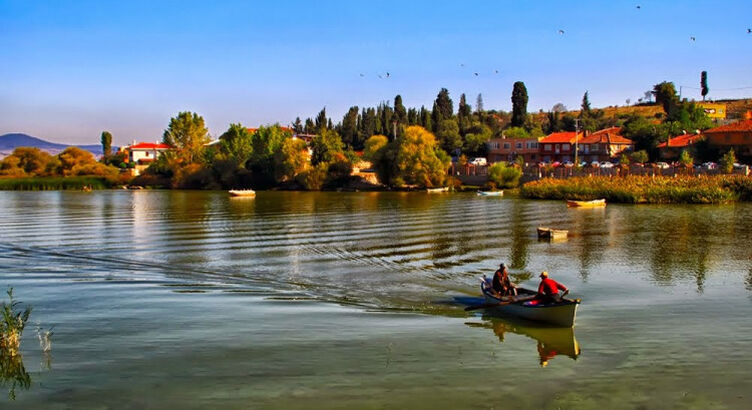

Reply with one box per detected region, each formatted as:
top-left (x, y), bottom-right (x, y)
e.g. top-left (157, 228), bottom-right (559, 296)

top-left (0, 350), bottom-right (31, 400)
top-left (465, 316), bottom-right (581, 367)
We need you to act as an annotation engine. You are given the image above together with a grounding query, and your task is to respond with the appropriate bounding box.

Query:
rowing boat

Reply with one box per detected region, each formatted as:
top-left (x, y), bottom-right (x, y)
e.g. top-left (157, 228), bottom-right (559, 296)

top-left (537, 227), bottom-right (568, 240)
top-left (426, 187), bottom-right (450, 193)
top-left (228, 189), bottom-right (256, 197)
top-left (477, 190), bottom-right (503, 196)
top-left (478, 279), bottom-right (580, 327)
top-left (566, 198), bottom-right (606, 208)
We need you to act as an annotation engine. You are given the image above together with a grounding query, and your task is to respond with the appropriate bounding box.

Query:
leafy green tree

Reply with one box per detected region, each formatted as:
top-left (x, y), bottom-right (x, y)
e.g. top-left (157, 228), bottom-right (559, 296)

top-left (407, 107), bottom-right (418, 125)
top-left (311, 128), bottom-right (344, 165)
top-left (100, 131), bottom-right (113, 158)
top-left (274, 138), bottom-right (309, 183)
top-left (503, 127), bottom-right (530, 139)
top-left (546, 111), bottom-right (563, 133)
top-left (511, 81), bottom-right (528, 127)
top-left (631, 150), bottom-right (649, 164)
top-left (363, 135), bottom-right (389, 162)
top-left (701, 71), bottom-right (709, 101)
top-left (219, 124), bottom-right (254, 168)
top-left (340, 106), bottom-right (359, 147)
top-left (162, 111), bottom-right (210, 163)
top-left (359, 108), bottom-right (376, 146)
top-left (679, 149), bottom-right (694, 167)
top-left (315, 108), bottom-right (328, 131)
top-left (304, 118), bottom-right (315, 134)
top-left (1, 147), bottom-right (52, 176)
top-left (248, 125), bottom-right (292, 184)
top-left (58, 147), bottom-right (98, 176)
top-left (652, 82), bottom-right (679, 117)
top-left (720, 148), bottom-right (736, 174)
top-left (436, 119), bottom-right (462, 154)
top-left (390, 126), bottom-right (450, 188)
top-left (394, 95), bottom-right (407, 126)
top-left (458, 93), bottom-right (472, 135)
top-left (488, 162), bottom-right (522, 188)
top-left (292, 117), bottom-right (303, 134)
top-left (434, 88), bottom-right (453, 122)
top-left (463, 124), bottom-right (492, 155)
top-left (581, 91), bottom-right (591, 114)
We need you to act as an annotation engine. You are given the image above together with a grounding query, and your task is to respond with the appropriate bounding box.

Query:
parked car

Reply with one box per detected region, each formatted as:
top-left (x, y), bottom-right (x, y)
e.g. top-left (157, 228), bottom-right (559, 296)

top-left (562, 160), bottom-right (574, 168)
top-left (551, 161), bottom-right (562, 168)
top-left (599, 162), bottom-right (614, 169)
top-left (470, 157), bottom-right (487, 166)
top-left (655, 162), bottom-right (670, 169)
top-left (590, 161), bottom-right (600, 168)
top-left (702, 162), bottom-right (717, 170)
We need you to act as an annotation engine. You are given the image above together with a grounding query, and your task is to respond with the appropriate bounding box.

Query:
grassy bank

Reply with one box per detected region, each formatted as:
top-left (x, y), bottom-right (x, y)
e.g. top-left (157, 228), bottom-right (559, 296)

top-left (0, 176), bottom-right (116, 191)
top-left (521, 175), bottom-right (752, 204)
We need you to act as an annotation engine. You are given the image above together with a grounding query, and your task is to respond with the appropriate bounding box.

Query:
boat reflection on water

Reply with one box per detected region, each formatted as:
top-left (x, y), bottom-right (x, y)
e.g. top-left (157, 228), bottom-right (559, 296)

top-left (466, 316), bottom-right (581, 367)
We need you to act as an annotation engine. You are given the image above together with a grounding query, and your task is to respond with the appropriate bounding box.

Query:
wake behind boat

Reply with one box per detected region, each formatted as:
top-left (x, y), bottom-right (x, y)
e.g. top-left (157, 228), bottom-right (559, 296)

top-left (474, 278), bottom-right (580, 327)
top-left (228, 189), bottom-right (256, 197)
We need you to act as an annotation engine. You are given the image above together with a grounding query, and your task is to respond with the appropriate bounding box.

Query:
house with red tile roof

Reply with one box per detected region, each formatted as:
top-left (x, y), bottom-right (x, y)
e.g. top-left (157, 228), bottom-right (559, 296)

top-left (487, 137), bottom-right (541, 164)
top-left (657, 132), bottom-right (704, 160)
top-left (704, 119), bottom-right (752, 159)
top-left (578, 127), bottom-right (634, 162)
top-left (539, 132), bottom-right (581, 163)
top-left (118, 141), bottom-right (174, 175)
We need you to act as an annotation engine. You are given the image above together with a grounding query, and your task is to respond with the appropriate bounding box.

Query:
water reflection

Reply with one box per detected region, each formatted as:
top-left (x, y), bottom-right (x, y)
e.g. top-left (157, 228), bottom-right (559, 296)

top-left (508, 199), bottom-right (531, 271)
top-left (0, 349), bottom-right (30, 400)
top-left (466, 317), bottom-right (581, 367)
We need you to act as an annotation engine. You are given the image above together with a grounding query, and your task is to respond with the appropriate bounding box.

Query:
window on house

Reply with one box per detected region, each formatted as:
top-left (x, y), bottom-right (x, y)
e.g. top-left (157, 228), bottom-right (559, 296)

top-left (145, 152), bottom-right (150, 157)
top-left (516, 142), bottom-right (523, 149)
top-left (503, 143), bottom-right (510, 149)
top-left (562, 144), bottom-right (569, 151)
top-left (544, 144), bottom-right (552, 151)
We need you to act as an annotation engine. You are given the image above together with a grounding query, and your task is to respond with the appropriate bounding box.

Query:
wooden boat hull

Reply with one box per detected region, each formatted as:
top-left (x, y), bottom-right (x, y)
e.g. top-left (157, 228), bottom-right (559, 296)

top-left (426, 187), bottom-right (449, 193)
top-left (477, 191), bottom-right (503, 196)
top-left (229, 189), bottom-right (256, 197)
top-left (480, 283), bottom-right (579, 327)
top-left (537, 227), bottom-right (568, 240)
top-left (566, 199), bottom-right (606, 208)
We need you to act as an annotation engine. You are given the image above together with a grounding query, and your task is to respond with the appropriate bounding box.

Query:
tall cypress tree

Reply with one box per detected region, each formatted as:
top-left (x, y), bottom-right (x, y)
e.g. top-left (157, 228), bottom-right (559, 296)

top-left (315, 108), bottom-right (328, 131)
top-left (701, 71), bottom-right (709, 101)
top-left (458, 93), bottom-right (472, 136)
top-left (341, 106), bottom-right (359, 148)
top-left (511, 81), bottom-right (528, 127)
top-left (100, 131), bottom-right (112, 158)
top-left (581, 91), bottom-right (591, 114)
top-left (435, 88), bottom-right (454, 121)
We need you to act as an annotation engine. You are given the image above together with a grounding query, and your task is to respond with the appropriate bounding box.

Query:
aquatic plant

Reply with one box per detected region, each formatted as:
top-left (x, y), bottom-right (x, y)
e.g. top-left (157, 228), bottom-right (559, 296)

top-left (521, 175), bottom-right (751, 204)
top-left (0, 176), bottom-right (116, 191)
top-left (0, 289), bottom-right (31, 356)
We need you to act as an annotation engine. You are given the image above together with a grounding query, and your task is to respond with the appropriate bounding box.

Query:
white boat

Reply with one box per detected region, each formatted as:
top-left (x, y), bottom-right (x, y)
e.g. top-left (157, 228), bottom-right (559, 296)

top-left (426, 187), bottom-right (450, 193)
top-left (566, 198), bottom-right (606, 208)
top-left (477, 190), bottom-right (503, 196)
top-left (228, 189), bottom-right (256, 197)
top-left (477, 279), bottom-right (580, 327)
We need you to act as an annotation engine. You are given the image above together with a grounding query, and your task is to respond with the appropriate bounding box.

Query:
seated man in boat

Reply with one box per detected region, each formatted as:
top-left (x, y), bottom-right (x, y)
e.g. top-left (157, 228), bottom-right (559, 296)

top-left (492, 263), bottom-right (517, 297)
top-left (535, 271), bottom-right (568, 304)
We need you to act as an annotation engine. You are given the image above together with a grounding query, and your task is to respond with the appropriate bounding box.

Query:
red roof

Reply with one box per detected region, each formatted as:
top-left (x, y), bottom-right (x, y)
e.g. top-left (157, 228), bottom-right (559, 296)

top-left (703, 119), bottom-right (752, 134)
top-left (130, 142), bottom-right (172, 150)
top-left (247, 126), bottom-right (294, 134)
top-left (540, 132), bottom-right (580, 144)
top-left (657, 133), bottom-right (704, 148)
top-left (580, 127), bottom-right (632, 145)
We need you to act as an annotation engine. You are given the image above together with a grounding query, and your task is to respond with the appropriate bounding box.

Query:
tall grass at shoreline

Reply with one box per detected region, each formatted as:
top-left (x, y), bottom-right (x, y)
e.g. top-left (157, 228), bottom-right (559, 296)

top-left (521, 175), bottom-right (752, 204)
top-left (0, 176), bottom-right (114, 190)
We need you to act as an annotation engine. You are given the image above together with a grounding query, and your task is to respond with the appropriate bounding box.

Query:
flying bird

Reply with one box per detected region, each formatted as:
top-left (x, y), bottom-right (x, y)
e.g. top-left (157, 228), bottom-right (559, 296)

top-left (460, 63), bottom-right (465, 67)
top-left (747, 28), bottom-right (751, 33)
top-left (636, 5), bottom-right (641, 9)
top-left (690, 36), bottom-right (696, 41)
top-left (474, 72), bottom-right (479, 76)
top-left (386, 72), bottom-right (390, 78)
top-left (359, 73), bottom-right (364, 77)
top-left (558, 29), bottom-right (565, 34)
top-left (378, 75), bottom-right (383, 79)
top-left (495, 70), bottom-right (499, 74)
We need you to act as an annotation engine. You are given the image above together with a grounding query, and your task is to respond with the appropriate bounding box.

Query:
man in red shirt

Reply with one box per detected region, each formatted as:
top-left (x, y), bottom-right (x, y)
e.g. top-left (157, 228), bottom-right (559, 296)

top-left (536, 271), bottom-right (569, 304)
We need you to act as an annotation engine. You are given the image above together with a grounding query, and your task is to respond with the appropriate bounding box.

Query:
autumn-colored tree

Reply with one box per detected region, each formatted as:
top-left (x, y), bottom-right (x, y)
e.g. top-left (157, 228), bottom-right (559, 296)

top-left (390, 126), bottom-right (450, 188)
top-left (0, 147), bottom-right (52, 176)
top-left (274, 138), bottom-right (310, 183)
top-left (162, 112), bottom-right (210, 163)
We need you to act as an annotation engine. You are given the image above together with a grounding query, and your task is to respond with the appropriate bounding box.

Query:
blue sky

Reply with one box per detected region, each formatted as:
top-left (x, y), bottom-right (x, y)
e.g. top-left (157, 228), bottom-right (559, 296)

top-left (1, 0), bottom-right (751, 144)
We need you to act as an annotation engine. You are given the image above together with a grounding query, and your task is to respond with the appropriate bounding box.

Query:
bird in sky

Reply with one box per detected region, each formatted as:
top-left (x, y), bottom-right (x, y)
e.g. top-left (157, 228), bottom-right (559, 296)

top-left (558, 29), bottom-right (565, 34)
top-left (495, 70), bottom-right (499, 74)
top-left (359, 73), bottom-right (364, 77)
top-left (474, 72), bottom-right (479, 76)
top-left (378, 75), bottom-right (382, 79)
top-left (747, 28), bottom-right (751, 33)
top-left (690, 36), bottom-right (696, 41)
top-left (460, 63), bottom-right (465, 67)
top-left (386, 72), bottom-right (390, 78)
top-left (636, 5), bottom-right (641, 9)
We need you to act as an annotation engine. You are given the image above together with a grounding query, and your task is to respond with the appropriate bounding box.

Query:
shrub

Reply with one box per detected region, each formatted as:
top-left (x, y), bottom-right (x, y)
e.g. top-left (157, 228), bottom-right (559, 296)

top-left (488, 162), bottom-right (522, 188)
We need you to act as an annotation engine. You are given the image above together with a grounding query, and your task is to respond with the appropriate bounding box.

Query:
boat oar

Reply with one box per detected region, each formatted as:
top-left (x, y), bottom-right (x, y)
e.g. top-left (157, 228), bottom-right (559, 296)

top-left (464, 299), bottom-right (516, 311)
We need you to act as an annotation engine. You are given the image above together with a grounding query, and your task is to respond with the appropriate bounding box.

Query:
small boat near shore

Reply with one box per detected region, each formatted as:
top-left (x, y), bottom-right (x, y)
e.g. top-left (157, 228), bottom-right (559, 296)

top-left (566, 198), bottom-right (606, 208)
top-left (537, 227), bottom-right (568, 240)
top-left (472, 279), bottom-right (580, 327)
top-left (426, 187), bottom-right (450, 193)
top-left (477, 190), bottom-right (503, 196)
top-left (228, 189), bottom-right (256, 197)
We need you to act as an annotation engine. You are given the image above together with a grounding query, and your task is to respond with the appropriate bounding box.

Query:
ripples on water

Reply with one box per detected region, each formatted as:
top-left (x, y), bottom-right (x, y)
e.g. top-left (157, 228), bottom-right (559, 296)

top-left (2, 190), bottom-right (752, 407)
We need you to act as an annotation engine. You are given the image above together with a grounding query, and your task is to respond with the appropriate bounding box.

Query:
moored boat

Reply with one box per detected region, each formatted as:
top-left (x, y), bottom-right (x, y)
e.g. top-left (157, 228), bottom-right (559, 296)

top-left (477, 190), bottom-right (503, 196)
top-left (477, 280), bottom-right (580, 327)
top-left (426, 187), bottom-right (450, 193)
top-left (566, 198), bottom-right (606, 208)
top-left (537, 227), bottom-right (568, 240)
top-left (228, 189), bottom-right (256, 197)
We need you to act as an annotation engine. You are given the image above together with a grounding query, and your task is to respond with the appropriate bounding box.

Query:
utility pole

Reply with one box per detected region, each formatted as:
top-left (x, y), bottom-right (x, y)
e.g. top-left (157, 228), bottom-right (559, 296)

top-left (574, 118), bottom-right (580, 166)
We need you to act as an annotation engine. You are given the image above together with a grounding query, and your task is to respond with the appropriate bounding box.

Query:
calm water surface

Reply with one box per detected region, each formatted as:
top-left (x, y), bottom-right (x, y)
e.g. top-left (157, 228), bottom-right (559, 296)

top-left (1, 190), bottom-right (752, 409)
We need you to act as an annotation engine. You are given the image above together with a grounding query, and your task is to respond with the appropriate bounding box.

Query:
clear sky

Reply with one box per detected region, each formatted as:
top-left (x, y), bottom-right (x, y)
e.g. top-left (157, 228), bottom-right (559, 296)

top-left (2, 0), bottom-right (751, 145)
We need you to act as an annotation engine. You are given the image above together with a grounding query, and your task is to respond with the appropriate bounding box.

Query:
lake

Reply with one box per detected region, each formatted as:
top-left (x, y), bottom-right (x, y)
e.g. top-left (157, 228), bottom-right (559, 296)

top-left (1, 190), bottom-right (751, 409)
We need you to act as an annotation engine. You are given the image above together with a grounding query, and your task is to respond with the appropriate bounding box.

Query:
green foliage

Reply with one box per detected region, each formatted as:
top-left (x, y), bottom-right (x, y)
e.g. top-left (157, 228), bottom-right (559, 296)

top-left (162, 112), bottom-right (210, 164)
top-left (511, 81), bottom-right (528, 127)
top-left (311, 128), bottom-right (344, 165)
top-left (679, 149), bottom-right (694, 167)
top-left (521, 175), bottom-right (747, 204)
top-left (0, 147), bottom-right (53, 177)
top-left (701, 71), bottom-right (709, 100)
top-left (436, 119), bottom-right (462, 154)
top-left (488, 162), bottom-right (522, 188)
top-left (434, 88), bottom-right (453, 123)
top-left (340, 106), bottom-right (360, 147)
top-left (363, 135), bottom-right (388, 162)
top-left (581, 91), bottom-right (591, 113)
top-left (503, 127), bottom-right (530, 139)
top-left (463, 124), bottom-right (492, 155)
top-left (219, 123), bottom-right (254, 168)
top-left (100, 131), bottom-right (113, 157)
top-left (298, 162), bottom-right (328, 190)
top-left (248, 125), bottom-right (292, 183)
top-left (0, 288), bottom-right (32, 400)
top-left (652, 82), bottom-right (679, 116)
top-left (720, 149), bottom-right (736, 174)
top-left (631, 150), bottom-right (649, 164)
top-left (378, 126), bottom-right (450, 188)
top-left (274, 138), bottom-right (309, 183)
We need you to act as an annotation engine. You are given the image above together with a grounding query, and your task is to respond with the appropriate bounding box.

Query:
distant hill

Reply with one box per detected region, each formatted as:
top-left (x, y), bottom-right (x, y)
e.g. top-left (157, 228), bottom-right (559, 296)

top-left (0, 133), bottom-right (115, 159)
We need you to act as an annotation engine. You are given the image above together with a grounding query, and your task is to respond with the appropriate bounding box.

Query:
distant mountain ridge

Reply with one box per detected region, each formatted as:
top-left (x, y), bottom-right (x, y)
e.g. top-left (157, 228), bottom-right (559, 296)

top-left (0, 133), bottom-right (115, 158)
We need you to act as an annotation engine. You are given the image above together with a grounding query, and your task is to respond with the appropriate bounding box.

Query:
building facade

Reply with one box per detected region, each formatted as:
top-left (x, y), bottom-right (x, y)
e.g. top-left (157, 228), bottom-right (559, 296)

top-left (704, 119), bottom-right (752, 160)
top-left (578, 127), bottom-right (634, 162)
top-left (487, 137), bottom-right (541, 164)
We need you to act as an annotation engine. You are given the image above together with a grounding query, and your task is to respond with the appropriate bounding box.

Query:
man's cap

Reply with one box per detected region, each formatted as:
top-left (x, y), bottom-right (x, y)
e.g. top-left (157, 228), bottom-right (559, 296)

top-left (540, 271), bottom-right (548, 278)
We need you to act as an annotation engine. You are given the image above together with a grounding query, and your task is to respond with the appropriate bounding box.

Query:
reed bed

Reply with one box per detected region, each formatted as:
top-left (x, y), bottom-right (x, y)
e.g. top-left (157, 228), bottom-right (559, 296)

top-left (521, 175), bottom-right (752, 204)
top-left (0, 176), bottom-right (113, 190)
